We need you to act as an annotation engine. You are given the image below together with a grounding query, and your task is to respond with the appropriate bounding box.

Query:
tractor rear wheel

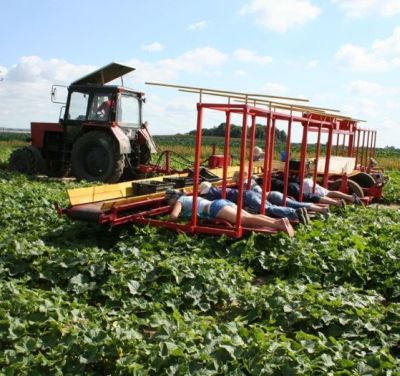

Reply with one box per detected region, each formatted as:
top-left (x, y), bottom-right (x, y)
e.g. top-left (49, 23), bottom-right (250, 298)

top-left (349, 172), bottom-right (375, 188)
top-left (328, 178), bottom-right (364, 198)
top-left (71, 131), bottom-right (125, 183)
top-left (9, 146), bottom-right (45, 175)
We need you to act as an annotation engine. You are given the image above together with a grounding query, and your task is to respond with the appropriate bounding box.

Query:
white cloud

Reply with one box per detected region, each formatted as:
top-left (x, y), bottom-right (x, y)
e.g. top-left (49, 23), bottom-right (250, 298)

top-left (159, 47), bottom-right (227, 74)
top-left (347, 80), bottom-right (387, 96)
top-left (261, 82), bottom-right (289, 95)
top-left (188, 20), bottom-right (208, 30)
top-left (0, 66), bottom-right (7, 79)
top-left (334, 27), bottom-right (400, 71)
top-left (234, 69), bottom-right (247, 77)
top-left (125, 47), bottom-right (228, 84)
top-left (307, 59), bottom-right (319, 68)
top-left (334, 44), bottom-right (391, 72)
top-left (141, 42), bottom-right (165, 52)
top-left (0, 57), bottom-right (98, 129)
top-left (6, 56), bottom-right (96, 84)
top-left (240, 0), bottom-right (321, 33)
top-left (386, 100), bottom-right (400, 110)
top-left (372, 26), bottom-right (400, 57)
top-left (233, 49), bottom-right (273, 65)
top-left (331, 0), bottom-right (400, 18)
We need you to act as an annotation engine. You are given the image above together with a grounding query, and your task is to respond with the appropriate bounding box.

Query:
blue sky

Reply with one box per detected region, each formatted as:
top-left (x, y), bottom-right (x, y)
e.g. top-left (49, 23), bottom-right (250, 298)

top-left (1, 0), bottom-right (400, 147)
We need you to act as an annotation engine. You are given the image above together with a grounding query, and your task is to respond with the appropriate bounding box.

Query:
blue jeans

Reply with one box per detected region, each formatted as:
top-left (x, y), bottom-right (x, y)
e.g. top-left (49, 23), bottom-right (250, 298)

top-left (209, 199), bottom-right (235, 218)
top-left (243, 191), bottom-right (298, 221)
top-left (267, 191), bottom-right (312, 209)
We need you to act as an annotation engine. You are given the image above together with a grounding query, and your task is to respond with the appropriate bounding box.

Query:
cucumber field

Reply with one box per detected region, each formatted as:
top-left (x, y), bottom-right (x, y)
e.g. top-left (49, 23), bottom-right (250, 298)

top-left (1, 136), bottom-right (400, 375)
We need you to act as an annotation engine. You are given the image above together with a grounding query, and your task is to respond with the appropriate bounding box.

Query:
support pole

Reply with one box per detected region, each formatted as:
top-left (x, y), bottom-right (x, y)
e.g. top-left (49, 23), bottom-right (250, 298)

top-left (247, 115), bottom-right (257, 189)
top-left (191, 104), bottom-right (204, 229)
top-left (282, 116), bottom-right (293, 206)
top-left (222, 111), bottom-right (231, 199)
top-left (261, 112), bottom-right (272, 215)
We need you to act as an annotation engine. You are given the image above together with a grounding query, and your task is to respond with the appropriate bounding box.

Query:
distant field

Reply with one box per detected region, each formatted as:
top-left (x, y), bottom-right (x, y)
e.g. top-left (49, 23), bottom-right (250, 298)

top-left (153, 134), bottom-right (400, 170)
top-left (2, 131), bottom-right (399, 170)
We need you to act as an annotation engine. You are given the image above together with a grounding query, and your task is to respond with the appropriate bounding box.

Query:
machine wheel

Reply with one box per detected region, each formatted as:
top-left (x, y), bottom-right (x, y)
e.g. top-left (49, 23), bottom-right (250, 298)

top-left (328, 178), bottom-right (364, 198)
top-left (9, 146), bottom-right (45, 175)
top-left (71, 131), bottom-right (125, 183)
top-left (349, 172), bottom-right (376, 188)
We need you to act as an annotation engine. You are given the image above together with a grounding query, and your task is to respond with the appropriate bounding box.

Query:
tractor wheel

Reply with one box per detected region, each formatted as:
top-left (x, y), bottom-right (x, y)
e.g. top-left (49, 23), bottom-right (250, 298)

top-left (328, 178), bottom-right (364, 198)
top-left (71, 131), bottom-right (125, 183)
top-left (9, 146), bottom-right (45, 175)
top-left (349, 172), bottom-right (376, 188)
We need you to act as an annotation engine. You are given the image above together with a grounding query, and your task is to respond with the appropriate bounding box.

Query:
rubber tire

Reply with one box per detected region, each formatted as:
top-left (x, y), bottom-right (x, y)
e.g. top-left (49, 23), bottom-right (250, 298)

top-left (9, 146), bottom-right (45, 175)
top-left (349, 172), bottom-right (375, 188)
top-left (328, 178), bottom-right (364, 198)
top-left (71, 131), bottom-right (125, 183)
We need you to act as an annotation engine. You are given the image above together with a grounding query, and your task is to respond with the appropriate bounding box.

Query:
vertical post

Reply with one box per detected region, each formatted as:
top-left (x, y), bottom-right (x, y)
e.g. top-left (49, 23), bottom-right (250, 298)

top-left (261, 112), bottom-right (272, 215)
top-left (364, 130), bottom-right (371, 168)
top-left (335, 133), bottom-right (340, 156)
top-left (360, 130), bottom-right (366, 170)
top-left (235, 107), bottom-right (248, 237)
top-left (191, 104), bottom-right (203, 229)
top-left (323, 125), bottom-right (333, 188)
top-left (355, 129), bottom-right (361, 169)
top-left (282, 116), bottom-right (293, 206)
top-left (372, 131), bottom-right (377, 158)
top-left (298, 118), bottom-right (310, 202)
top-left (313, 124), bottom-right (322, 193)
top-left (369, 130), bottom-right (375, 162)
top-left (267, 119), bottom-right (276, 192)
top-left (247, 115), bottom-right (257, 189)
top-left (341, 134), bottom-right (346, 156)
top-left (222, 111), bottom-right (231, 199)
top-left (348, 122), bottom-right (354, 157)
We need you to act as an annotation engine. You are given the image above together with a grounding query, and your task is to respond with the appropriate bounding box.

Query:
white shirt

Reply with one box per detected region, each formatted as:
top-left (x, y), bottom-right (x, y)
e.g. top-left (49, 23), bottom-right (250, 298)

top-left (302, 178), bottom-right (329, 197)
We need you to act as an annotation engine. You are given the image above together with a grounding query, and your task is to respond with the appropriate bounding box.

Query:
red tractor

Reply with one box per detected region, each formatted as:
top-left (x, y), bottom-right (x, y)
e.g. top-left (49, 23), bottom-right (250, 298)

top-left (9, 62), bottom-right (157, 183)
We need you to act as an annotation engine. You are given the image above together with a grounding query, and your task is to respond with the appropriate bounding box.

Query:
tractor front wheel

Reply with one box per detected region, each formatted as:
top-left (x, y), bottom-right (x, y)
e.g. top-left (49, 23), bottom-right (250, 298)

top-left (328, 178), bottom-right (364, 198)
top-left (349, 172), bottom-right (376, 188)
top-left (71, 131), bottom-right (125, 183)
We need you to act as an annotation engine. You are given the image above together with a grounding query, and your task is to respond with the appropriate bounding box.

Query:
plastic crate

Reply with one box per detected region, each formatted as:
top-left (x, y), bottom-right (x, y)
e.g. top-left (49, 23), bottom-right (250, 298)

top-left (162, 176), bottom-right (199, 188)
top-left (132, 180), bottom-right (175, 196)
top-left (187, 167), bottom-right (220, 183)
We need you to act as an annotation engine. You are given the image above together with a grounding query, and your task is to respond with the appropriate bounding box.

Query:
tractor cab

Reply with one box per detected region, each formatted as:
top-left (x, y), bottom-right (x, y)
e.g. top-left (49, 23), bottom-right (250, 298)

top-left (62, 84), bottom-right (145, 145)
top-left (62, 62), bottom-right (144, 145)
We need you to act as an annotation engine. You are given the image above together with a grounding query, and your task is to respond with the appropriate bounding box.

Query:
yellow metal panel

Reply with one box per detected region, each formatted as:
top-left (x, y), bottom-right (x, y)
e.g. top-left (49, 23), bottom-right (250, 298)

top-left (68, 166), bottom-right (249, 209)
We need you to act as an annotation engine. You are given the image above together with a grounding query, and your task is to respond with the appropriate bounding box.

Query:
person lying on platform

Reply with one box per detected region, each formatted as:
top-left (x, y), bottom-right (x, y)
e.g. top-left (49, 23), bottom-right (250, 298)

top-left (164, 189), bottom-right (295, 237)
top-left (301, 177), bottom-right (364, 205)
top-left (268, 175), bottom-right (363, 206)
top-left (198, 181), bottom-right (311, 224)
top-left (231, 171), bottom-right (330, 218)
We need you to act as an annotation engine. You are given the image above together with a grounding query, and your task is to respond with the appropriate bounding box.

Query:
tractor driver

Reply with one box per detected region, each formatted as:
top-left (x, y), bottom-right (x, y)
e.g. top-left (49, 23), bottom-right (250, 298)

top-left (93, 95), bottom-right (114, 120)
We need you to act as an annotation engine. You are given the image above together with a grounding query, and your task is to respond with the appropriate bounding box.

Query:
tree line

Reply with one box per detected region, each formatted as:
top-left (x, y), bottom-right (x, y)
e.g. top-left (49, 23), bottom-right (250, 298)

top-left (188, 122), bottom-right (287, 142)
